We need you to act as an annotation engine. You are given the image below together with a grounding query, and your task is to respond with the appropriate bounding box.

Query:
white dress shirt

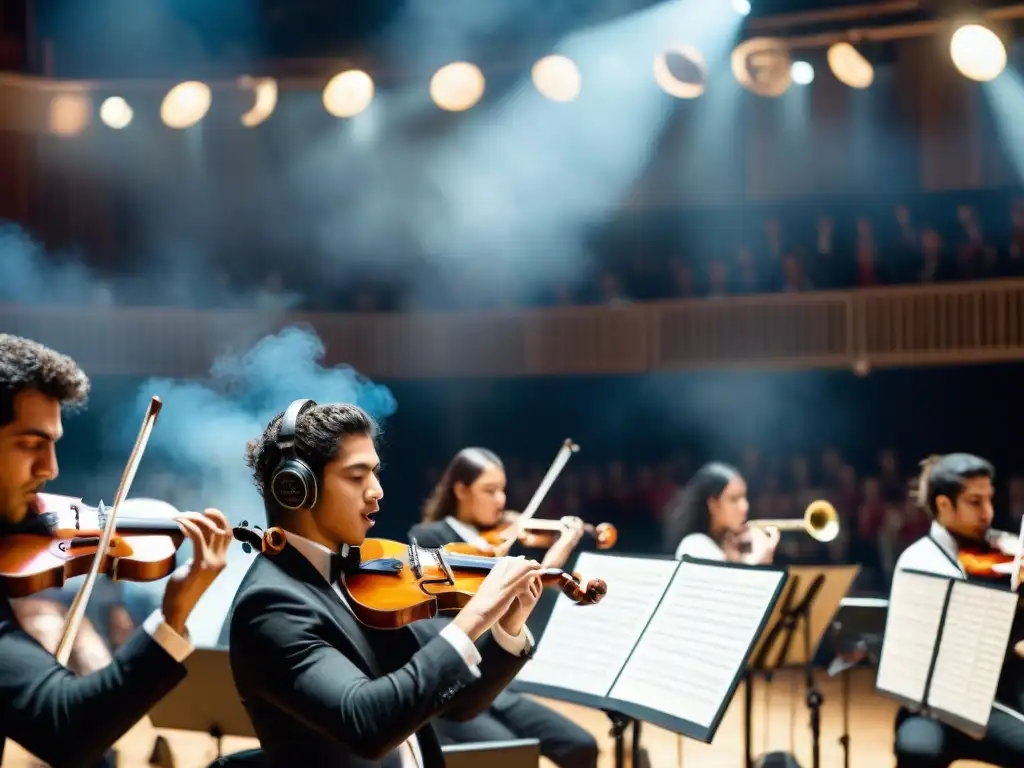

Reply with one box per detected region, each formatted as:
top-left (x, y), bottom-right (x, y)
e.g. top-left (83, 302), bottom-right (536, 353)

top-left (893, 521), bottom-right (965, 580)
top-left (287, 532), bottom-right (533, 768)
top-left (140, 612), bottom-right (193, 663)
top-left (674, 532), bottom-right (726, 562)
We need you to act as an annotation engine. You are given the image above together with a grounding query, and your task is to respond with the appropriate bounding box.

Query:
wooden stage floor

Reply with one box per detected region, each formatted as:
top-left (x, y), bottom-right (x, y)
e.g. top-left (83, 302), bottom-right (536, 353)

top-left (1, 669), bottom-right (995, 767)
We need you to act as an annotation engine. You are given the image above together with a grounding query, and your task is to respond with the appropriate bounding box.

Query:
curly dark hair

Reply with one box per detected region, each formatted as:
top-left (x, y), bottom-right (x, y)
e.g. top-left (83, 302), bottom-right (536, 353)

top-left (0, 334), bottom-right (90, 427)
top-left (245, 402), bottom-right (376, 519)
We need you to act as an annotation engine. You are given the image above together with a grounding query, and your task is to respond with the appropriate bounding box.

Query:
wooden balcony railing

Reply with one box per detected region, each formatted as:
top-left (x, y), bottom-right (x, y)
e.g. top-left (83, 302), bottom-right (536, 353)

top-left (3, 280), bottom-right (1024, 379)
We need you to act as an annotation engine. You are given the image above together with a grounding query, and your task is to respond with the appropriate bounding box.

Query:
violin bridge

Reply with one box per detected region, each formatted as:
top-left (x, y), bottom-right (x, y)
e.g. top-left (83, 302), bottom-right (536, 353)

top-left (407, 541), bottom-right (423, 579)
top-left (432, 549), bottom-right (456, 586)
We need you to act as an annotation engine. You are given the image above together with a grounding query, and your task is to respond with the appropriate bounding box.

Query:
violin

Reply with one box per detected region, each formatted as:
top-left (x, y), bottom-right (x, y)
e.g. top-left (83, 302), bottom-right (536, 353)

top-left (0, 493), bottom-right (185, 598)
top-left (445, 515), bottom-right (618, 556)
top-left (234, 524), bottom-right (608, 630)
top-left (957, 529), bottom-right (1023, 585)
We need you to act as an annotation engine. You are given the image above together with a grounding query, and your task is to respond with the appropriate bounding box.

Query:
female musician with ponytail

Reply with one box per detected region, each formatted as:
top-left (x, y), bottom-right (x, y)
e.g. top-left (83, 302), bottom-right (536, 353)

top-left (407, 447), bottom-right (598, 768)
top-left (664, 461), bottom-right (778, 564)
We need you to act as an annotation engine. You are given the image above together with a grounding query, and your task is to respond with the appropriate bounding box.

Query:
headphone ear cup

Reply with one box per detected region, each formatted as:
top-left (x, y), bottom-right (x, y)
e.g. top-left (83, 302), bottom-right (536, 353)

top-left (271, 461), bottom-right (317, 510)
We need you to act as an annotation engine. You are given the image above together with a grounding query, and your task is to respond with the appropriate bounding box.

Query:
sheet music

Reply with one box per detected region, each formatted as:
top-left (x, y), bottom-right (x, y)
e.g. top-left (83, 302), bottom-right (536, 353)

top-left (608, 560), bottom-right (785, 728)
top-left (876, 570), bottom-right (948, 704)
top-left (926, 581), bottom-right (1017, 729)
top-left (515, 553), bottom-right (679, 697)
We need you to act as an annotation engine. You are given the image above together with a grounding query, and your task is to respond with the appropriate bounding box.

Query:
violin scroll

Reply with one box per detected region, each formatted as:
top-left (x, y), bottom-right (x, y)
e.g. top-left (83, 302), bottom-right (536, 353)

top-left (234, 522), bottom-right (288, 555)
top-left (559, 571), bottom-right (607, 606)
top-left (593, 523), bottom-right (617, 550)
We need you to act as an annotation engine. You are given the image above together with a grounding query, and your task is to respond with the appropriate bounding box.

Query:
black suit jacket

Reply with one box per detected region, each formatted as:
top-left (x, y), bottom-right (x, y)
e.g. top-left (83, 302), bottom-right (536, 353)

top-left (0, 594), bottom-right (187, 767)
top-left (407, 520), bottom-right (464, 550)
top-left (227, 544), bottom-right (530, 768)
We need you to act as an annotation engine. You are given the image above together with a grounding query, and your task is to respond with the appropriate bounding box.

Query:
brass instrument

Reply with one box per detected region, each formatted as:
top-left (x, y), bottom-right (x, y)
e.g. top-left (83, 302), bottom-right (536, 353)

top-left (748, 499), bottom-right (840, 544)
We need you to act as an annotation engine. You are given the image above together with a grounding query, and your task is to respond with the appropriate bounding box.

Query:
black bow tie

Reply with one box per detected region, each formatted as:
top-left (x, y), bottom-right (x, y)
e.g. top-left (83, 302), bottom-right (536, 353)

top-left (328, 547), bottom-right (361, 584)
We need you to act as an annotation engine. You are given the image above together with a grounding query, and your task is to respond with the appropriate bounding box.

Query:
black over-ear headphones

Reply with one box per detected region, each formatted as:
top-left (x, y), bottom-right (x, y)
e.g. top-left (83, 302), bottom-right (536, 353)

top-left (270, 399), bottom-right (318, 511)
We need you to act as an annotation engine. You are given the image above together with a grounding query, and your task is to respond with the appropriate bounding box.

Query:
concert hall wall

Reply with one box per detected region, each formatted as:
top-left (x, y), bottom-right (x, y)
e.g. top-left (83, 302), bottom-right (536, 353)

top-left (51, 363), bottom-right (1022, 545)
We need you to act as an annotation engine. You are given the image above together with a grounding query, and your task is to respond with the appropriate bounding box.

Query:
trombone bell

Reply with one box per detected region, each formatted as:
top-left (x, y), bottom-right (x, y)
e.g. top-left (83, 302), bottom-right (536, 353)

top-left (749, 500), bottom-right (840, 544)
top-left (803, 500), bottom-right (840, 543)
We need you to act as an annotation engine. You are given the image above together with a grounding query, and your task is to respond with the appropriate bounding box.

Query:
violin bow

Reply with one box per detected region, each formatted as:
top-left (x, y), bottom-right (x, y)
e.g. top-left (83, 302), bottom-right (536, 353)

top-left (505, 438), bottom-right (579, 542)
top-left (55, 396), bottom-right (163, 666)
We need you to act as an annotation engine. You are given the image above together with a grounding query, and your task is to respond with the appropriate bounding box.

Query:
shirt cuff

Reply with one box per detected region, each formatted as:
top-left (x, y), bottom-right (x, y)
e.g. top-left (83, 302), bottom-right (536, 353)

top-left (439, 622), bottom-right (483, 678)
top-left (490, 622), bottom-right (534, 657)
top-left (142, 610), bottom-right (194, 663)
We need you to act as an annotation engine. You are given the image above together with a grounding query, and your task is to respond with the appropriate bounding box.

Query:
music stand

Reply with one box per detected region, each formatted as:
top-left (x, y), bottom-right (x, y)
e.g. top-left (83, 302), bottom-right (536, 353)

top-left (512, 553), bottom-right (788, 768)
top-left (743, 564), bottom-right (859, 768)
top-left (876, 569), bottom-right (1019, 740)
top-left (148, 649), bottom-right (256, 759)
top-left (826, 596), bottom-right (888, 768)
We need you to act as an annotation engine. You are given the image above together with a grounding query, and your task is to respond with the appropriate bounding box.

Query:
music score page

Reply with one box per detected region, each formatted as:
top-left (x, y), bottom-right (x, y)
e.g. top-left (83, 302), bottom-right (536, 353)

top-left (875, 570), bottom-right (948, 704)
top-left (926, 580), bottom-right (1017, 730)
top-left (608, 560), bottom-right (785, 728)
top-left (515, 553), bottom-right (679, 697)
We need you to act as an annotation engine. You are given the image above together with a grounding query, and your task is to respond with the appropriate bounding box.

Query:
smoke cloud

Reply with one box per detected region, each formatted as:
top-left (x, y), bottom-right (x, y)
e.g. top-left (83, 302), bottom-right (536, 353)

top-left (110, 325), bottom-right (397, 647)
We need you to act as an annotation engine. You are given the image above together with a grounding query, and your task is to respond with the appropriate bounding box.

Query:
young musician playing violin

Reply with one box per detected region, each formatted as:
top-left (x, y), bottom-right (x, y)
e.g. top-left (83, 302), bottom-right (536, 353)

top-left (407, 447), bottom-right (599, 768)
top-left (408, 447), bottom-right (588, 568)
top-left (0, 333), bottom-right (232, 767)
top-left (893, 453), bottom-right (1024, 767)
top-left (227, 401), bottom-right (549, 768)
top-left (665, 462), bottom-right (778, 564)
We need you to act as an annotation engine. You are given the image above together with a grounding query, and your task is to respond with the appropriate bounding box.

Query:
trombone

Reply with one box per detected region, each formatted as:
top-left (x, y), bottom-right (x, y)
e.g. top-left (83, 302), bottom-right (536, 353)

top-left (748, 499), bottom-right (841, 544)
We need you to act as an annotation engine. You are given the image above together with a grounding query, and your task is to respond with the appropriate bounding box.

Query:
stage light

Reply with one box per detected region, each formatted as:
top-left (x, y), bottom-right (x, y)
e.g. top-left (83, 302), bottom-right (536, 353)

top-left (731, 37), bottom-right (792, 97)
top-left (532, 55), bottom-right (581, 103)
top-left (827, 43), bottom-right (874, 89)
top-left (733, 0), bottom-right (751, 15)
top-left (791, 61), bottom-right (815, 85)
top-left (950, 23), bottom-right (1006, 82)
top-left (430, 62), bottom-right (485, 112)
top-left (100, 96), bottom-right (133, 129)
top-left (239, 76), bottom-right (278, 126)
top-left (653, 46), bottom-right (709, 99)
top-left (48, 93), bottom-right (91, 136)
top-left (160, 81), bottom-right (211, 129)
top-left (323, 70), bottom-right (374, 118)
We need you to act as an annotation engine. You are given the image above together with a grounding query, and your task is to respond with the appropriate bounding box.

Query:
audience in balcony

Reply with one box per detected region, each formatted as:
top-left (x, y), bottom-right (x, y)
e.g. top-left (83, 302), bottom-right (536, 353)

top-left (4, 191), bottom-right (1024, 313)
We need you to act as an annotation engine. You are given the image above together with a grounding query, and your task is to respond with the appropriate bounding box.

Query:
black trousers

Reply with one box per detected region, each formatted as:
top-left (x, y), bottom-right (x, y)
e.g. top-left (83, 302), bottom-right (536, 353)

top-left (433, 691), bottom-right (598, 768)
top-left (895, 707), bottom-right (1024, 767)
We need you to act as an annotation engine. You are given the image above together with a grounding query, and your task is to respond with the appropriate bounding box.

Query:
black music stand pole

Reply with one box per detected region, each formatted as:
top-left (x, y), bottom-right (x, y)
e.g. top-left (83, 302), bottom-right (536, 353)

top-left (744, 568), bottom-right (841, 768)
top-left (801, 595), bottom-right (824, 768)
top-left (604, 710), bottom-right (633, 768)
top-left (839, 665), bottom-right (851, 768)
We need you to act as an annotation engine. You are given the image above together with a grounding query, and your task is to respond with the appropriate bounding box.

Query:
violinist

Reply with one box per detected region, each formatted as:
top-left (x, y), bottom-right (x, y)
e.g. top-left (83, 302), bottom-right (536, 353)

top-left (893, 453), bottom-right (1024, 768)
top-left (0, 333), bottom-right (232, 767)
top-left (409, 447), bottom-right (587, 568)
top-left (665, 462), bottom-right (778, 564)
top-left (227, 401), bottom-right (547, 768)
top-left (407, 447), bottom-right (598, 768)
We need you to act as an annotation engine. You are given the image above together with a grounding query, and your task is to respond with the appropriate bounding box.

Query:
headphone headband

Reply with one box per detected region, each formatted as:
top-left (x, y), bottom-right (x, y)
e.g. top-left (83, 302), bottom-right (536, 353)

top-left (278, 399), bottom-right (315, 455)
